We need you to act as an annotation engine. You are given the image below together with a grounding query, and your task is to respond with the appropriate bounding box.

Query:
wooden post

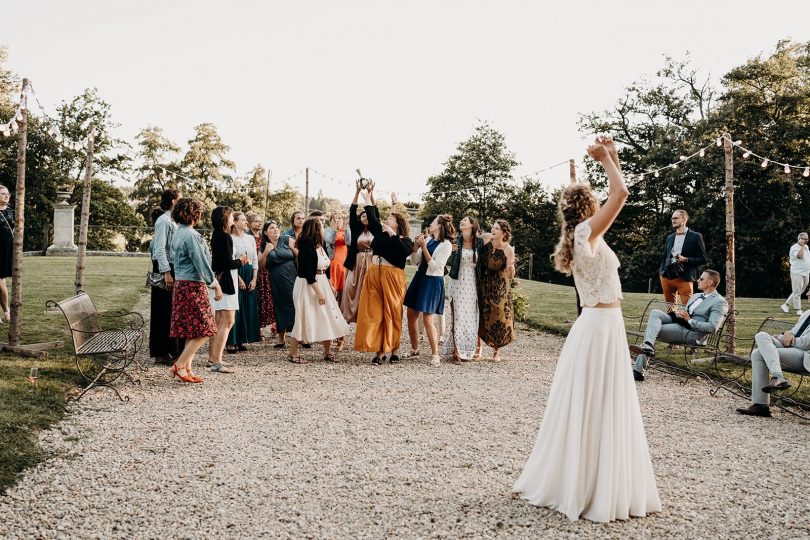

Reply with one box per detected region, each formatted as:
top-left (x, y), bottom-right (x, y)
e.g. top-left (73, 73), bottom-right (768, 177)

top-left (528, 253), bottom-right (533, 280)
top-left (304, 167), bottom-right (309, 215)
top-left (723, 132), bottom-right (736, 352)
top-left (75, 126), bottom-right (96, 294)
top-left (264, 168), bottom-right (272, 217)
top-left (8, 79), bottom-right (29, 347)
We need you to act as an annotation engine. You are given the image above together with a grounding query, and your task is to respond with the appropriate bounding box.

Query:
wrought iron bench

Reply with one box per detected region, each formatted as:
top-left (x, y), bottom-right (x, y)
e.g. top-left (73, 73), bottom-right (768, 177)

top-left (625, 299), bottom-right (730, 377)
top-left (46, 292), bottom-right (145, 402)
top-left (711, 317), bottom-right (810, 420)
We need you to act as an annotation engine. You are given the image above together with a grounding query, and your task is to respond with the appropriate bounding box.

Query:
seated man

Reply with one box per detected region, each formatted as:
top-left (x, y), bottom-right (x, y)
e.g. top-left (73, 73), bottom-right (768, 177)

top-left (631, 269), bottom-right (729, 381)
top-left (736, 312), bottom-right (810, 418)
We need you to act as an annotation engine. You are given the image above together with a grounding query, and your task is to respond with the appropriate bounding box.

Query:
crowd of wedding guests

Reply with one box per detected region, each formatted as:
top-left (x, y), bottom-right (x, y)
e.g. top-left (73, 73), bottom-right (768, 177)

top-left (148, 185), bottom-right (516, 383)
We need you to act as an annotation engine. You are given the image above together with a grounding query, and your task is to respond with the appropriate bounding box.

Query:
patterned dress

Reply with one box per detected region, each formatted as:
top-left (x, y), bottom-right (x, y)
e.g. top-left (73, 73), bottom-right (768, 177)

top-left (254, 234), bottom-right (276, 330)
top-left (477, 243), bottom-right (515, 348)
top-left (443, 248), bottom-right (479, 359)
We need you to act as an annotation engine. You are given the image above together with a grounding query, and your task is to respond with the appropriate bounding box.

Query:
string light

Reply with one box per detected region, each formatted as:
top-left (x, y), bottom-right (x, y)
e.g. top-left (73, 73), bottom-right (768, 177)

top-left (761, 159), bottom-right (769, 168)
top-left (743, 151), bottom-right (751, 159)
top-left (804, 167), bottom-right (809, 177)
top-left (654, 171), bottom-right (659, 178)
top-left (699, 149), bottom-right (705, 157)
top-left (671, 163), bottom-right (679, 169)
top-left (679, 155), bottom-right (688, 161)
top-left (716, 137), bottom-right (722, 146)
top-left (15, 110), bottom-right (23, 122)
top-left (784, 164), bottom-right (791, 174)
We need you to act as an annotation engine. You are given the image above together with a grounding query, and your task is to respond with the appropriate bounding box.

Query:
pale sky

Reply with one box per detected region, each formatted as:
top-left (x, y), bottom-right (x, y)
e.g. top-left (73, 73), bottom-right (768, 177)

top-left (4, 0), bottom-right (810, 203)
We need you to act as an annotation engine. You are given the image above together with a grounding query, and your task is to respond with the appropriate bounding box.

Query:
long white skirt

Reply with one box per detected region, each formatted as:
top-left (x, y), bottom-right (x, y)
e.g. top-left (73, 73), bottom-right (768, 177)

top-left (512, 307), bottom-right (661, 522)
top-left (290, 275), bottom-right (350, 342)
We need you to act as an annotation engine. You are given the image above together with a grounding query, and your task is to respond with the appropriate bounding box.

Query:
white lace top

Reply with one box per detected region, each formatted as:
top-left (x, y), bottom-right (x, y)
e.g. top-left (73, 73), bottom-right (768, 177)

top-left (572, 219), bottom-right (623, 307)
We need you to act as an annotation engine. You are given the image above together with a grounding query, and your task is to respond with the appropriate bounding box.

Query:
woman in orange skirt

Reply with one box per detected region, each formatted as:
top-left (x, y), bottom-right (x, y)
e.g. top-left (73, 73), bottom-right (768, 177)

top-left (354, 188), bottom-right (414, 365)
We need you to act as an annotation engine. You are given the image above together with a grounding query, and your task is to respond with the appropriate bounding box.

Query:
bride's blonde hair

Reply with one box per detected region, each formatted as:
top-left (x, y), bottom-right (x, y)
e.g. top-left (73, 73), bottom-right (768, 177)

top-left (552, 184), bottom-right (599, 275)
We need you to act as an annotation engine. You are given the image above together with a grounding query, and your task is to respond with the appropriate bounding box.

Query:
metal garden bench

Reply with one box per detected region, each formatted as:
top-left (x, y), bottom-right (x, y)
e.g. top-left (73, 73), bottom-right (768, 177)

top-left (46, 292), bottom-right (145, 401)
top-left (625, 299), bottom-right (730, 377)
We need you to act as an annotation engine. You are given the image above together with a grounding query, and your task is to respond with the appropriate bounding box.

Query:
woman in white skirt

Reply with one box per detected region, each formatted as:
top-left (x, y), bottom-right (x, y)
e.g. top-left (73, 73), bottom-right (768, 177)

top-left (208, 206), bottom-right (249, 374)
top-left (512, 135), bottom-right (660, 522)
top-left (288, 217), bottom-right (350, 364)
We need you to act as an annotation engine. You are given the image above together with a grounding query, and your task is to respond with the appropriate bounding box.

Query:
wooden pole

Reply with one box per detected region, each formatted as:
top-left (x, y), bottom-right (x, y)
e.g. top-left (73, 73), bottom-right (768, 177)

top-left (264, 168), bottom-right (272, 217)
top-left (75, 126), bottom-right (96, 294)
top-left (723, 132), bottom-right (736, 352)
top-left (8, 79), bottom-right (29, 347)
top-left (304, 167), bottom-right (309, 215)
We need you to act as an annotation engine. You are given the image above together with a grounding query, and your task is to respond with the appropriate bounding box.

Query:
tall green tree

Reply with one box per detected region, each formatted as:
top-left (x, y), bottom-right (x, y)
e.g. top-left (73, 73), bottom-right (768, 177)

top-left (580, 40), bottom-right (810, 297)
top-left (422, 122), bottom-right (519, 227)
top-left (180, 123), bottom-right (236, 211)
top-left (132, 126), bottom-right (181, 219)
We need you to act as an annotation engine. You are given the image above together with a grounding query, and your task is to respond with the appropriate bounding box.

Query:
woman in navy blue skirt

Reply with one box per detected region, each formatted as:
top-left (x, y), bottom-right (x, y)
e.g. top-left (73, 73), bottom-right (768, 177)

top-left (402, 214), bottom-right (455, 366)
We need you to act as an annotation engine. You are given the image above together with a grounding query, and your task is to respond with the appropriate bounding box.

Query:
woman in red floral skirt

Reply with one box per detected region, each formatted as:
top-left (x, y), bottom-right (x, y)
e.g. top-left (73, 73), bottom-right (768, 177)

top-left (169, 198), bottom-right (223, 383)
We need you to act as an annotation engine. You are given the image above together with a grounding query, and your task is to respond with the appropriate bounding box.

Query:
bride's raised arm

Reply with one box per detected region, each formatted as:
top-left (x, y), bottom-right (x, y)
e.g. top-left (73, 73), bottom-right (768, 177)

top-left (586, 135), bottom-right (628, 243)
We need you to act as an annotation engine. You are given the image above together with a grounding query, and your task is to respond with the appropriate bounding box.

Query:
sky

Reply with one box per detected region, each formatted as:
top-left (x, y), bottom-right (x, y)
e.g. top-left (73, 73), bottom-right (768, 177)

top-left (3, 0), bottom-right (810, 203)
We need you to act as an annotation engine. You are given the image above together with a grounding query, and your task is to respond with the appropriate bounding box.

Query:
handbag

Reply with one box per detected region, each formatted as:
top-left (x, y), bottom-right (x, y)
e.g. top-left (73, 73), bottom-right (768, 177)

top-left (146, 271), bottom-right (169, 290)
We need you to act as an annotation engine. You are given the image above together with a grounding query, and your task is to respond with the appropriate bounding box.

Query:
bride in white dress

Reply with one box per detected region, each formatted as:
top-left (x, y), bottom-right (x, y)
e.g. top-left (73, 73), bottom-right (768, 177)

top-left (512, 135), bottom-right (661, 522)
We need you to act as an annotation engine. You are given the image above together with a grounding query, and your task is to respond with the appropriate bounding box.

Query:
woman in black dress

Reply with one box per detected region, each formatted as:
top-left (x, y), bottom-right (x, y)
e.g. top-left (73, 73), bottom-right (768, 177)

top-left (0, 185), bottom-right (14, 322)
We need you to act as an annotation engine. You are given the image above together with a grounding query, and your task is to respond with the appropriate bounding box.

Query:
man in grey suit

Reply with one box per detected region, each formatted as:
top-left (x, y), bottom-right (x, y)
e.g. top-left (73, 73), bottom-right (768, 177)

top-left (736, 311), bottom-right (810, 417)
top-left (632, 269), bottom-right (729, 382)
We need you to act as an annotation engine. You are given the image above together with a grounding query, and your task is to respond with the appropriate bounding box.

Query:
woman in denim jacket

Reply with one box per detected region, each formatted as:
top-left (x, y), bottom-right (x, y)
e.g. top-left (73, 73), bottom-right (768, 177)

top-left (169, 198), bottom-right (223, 383)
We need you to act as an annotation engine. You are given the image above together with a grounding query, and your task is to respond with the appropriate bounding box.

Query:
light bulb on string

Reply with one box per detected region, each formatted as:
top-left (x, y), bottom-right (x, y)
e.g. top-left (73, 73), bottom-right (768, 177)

top-left (699, 149), bottom-right (706, 157)
top-left (716, 137), bottom-right (722, 146)
top-left (679, 155), bottom-right (688, 161)
top-left (743, 151), bottom-right (751, 159)
top-left (654, 171), bottom-right (660, 178)
top-left (671, 163), bottom-right (679, 169)
top-left (15, 110), bottom-right (23, 122)
top-left (804, 167), bottom-right (810, 178)
top-left (761, 159), bottom-right (769, 168)
top-left (734, 140), bottom-right (742, 146)
top-left (784, 164), bottom-right (791, 174)
top-left (10, 119), bottom-right (18, 131)
top-left (55, 134), bottom-right (63, 143)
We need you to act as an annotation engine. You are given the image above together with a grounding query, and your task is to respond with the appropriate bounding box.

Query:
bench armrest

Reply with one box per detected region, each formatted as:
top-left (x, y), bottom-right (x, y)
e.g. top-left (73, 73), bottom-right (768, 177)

top-left (99, 311), bottom-right (145, 331)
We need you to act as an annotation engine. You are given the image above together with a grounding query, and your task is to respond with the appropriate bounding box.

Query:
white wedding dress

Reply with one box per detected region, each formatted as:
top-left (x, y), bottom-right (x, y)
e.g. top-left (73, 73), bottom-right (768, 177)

top-left (512, 219), bottom-right (661, 522)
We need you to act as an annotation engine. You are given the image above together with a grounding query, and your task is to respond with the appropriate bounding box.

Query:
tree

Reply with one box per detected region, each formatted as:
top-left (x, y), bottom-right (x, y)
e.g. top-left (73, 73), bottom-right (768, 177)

top-left (579, 41), bottom-right (810, 297)
top-left (501, 180), bottom-right (558, 281)
top-left (180, 123), bottom-right (236, 212)
top-left (422, 122), bottom-right (519, 227)
top-left (73, 179), bottom-right (144, 251)
top-left (132, 126), bottom-right (181, 219)
top-left (307, 189), bottom-right (345, 216)
top-left (265, 183), bottom-right (302, 228)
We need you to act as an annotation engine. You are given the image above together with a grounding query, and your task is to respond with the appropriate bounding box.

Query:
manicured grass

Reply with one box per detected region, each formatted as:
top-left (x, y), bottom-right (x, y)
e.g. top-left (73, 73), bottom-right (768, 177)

top-left (0, 256), bottom-right (146, 494)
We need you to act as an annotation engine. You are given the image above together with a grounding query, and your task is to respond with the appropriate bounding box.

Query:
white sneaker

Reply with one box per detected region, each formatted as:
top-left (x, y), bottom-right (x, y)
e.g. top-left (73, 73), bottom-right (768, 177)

top-left (430, 355), bottom-right (440, 366)
top-left (797, 310), bottom-right (804, 316)
top-left (781, 304), bottom-right (790, 313)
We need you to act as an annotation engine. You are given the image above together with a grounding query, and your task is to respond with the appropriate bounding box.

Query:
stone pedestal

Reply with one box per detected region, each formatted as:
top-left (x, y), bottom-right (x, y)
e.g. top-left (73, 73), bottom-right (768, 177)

top-left (46, 191), bottom-right (78, 256)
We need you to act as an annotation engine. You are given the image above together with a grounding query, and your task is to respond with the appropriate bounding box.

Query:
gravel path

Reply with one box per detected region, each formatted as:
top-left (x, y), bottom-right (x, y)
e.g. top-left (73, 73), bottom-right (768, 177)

top-left (2, 298), bottom-right (810, 539)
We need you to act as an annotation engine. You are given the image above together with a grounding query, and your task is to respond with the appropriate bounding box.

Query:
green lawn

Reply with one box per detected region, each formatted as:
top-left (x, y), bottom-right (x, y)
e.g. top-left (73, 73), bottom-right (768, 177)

top-left (0, 256), bottom-right (147, 494)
